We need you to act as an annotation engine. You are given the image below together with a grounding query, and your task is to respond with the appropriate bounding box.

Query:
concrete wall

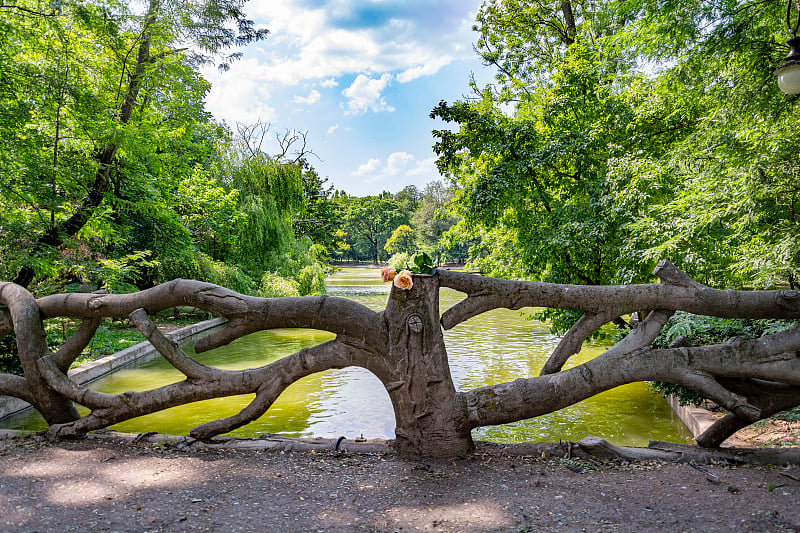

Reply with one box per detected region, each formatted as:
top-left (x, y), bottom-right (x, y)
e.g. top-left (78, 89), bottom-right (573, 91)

top-left (667, 395), bottom-right (717, 440)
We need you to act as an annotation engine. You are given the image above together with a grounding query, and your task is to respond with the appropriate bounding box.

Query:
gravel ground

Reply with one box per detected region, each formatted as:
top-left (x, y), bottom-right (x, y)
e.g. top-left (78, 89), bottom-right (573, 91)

top-left (1, 435), bottom-right (799, 532)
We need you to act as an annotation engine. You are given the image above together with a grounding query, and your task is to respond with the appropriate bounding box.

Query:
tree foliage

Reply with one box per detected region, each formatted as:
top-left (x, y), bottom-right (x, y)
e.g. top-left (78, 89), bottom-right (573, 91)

top-left (0, 1), bottom-right (332, 296)
top-left (384, 224), bottom-right (417, 256)
top-left (433, 0), bottom-right (799, 301)
top-left (340, 194), bottom-right (407, 264)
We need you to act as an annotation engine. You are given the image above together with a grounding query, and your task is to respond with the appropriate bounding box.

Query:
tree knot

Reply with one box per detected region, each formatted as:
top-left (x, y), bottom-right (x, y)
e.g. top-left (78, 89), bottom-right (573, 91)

top-left (407, 314), bottom-right (423, 334)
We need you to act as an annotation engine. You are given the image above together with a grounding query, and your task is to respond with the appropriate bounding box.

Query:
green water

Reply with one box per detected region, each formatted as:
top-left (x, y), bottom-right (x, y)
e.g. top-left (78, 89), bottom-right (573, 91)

top-left (2, 268), bottom-right (692, 446)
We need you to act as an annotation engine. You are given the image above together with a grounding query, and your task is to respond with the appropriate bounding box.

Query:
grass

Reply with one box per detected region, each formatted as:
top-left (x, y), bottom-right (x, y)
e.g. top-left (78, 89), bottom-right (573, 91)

top-left (44, 308), bottom-right (214, 370)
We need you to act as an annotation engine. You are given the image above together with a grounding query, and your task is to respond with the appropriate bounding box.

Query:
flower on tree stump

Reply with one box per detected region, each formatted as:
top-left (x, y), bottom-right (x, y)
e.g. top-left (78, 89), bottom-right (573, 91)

top-left (393, 270), bottom-right (414, 290)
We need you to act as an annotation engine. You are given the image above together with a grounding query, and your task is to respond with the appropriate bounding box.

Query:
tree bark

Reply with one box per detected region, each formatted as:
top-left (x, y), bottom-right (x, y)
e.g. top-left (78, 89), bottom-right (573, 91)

top-left (560, 1), bottom-right (577, 44)
top-left (0, 283), bottom-right (79, 424)
top-left (379, 275), bottom-right (472, 456)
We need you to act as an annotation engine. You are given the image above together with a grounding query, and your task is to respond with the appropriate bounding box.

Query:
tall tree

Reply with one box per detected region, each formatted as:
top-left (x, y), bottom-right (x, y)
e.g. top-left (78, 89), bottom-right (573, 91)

top-left (434, 0), bottom-right (798, 302)
top-left (0, 0), bottom-right (267, 288)
top-left (412, 181), bottom-right (465, 262)
top-left (342, 196), bottom-right (406, 264)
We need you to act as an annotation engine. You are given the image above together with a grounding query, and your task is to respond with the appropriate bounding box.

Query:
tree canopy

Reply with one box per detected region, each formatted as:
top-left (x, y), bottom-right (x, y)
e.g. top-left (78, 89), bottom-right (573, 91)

top-left (0, 0), bottom-right (337, 296)
top-left (432, 0), bottom-right (799, 301)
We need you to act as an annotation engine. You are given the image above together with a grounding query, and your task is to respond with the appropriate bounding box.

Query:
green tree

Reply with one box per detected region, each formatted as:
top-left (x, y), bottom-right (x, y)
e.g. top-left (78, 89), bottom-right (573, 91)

top-left (393, 185), bottom-right (421, 218)
top-left (294, 160), bottom-right (343, 253)
top-left (0, 0), bottom-right (267, 289)
top-left (412, 180), bottom-right (467, 263)
top-left (385, 224), bottom-right (417, 256)
top-left (435, 0), bottom-right (798, 297)
top-left (342, 196), bottom-right (406, 264)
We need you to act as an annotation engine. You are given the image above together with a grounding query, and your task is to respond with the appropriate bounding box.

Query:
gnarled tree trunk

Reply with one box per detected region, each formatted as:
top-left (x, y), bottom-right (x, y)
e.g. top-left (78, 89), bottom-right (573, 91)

top-left (380, 275), bottom-right (472, 456)
top-left (1, 261), bottom-right (800, 457)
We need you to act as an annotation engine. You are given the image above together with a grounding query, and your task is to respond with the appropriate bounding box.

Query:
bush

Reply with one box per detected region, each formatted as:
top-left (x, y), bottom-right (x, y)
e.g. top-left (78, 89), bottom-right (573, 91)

top-left (388, 252), bottom-right (413, 271)
top-left (296, 264), bottom-right (327, 296)
top-left (156, 251), bottom-right (255, 295)
top-left (258, 272), bottom-right (300, 298)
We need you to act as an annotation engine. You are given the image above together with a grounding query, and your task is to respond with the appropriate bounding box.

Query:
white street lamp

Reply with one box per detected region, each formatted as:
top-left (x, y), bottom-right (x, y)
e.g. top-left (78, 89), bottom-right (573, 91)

top-left (777, 0), bottom-right (800, 94)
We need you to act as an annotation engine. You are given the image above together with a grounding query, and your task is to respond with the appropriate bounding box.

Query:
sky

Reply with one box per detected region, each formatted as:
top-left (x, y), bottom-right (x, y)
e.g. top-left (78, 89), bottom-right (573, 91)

top-left (201, 0), bottom-right (491, 197)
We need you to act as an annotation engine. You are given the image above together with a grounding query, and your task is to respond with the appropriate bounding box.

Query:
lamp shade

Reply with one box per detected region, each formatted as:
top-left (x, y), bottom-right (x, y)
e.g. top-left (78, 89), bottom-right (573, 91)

top-left (777, 62), bottom-right (800, 94)
top-left (778, 35), bottom-right (800, 94)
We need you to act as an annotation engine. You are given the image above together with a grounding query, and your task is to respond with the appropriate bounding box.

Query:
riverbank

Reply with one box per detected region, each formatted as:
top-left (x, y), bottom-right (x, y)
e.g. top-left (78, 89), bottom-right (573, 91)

top-left (1, 434), bottom-right (798, 532)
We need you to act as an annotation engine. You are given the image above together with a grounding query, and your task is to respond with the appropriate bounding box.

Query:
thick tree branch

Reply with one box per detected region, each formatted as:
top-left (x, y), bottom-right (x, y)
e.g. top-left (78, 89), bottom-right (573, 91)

top-left (461, 324), bottom-right (800, 430)
top-left (129, 308), bottom-right (217, 381)
top-left (36, 280), bottom-right (383, 352)
top-left (47, 338), bottom-right (365, 438)
top-left (438, 263), bottom-right (800, 330)
top-left (190, 339), bottom-right (365, 438)
top-left (0, 374), bottom-right (35, 404)
top-left (697, 379), bottom-right (800, 447)
top-left (52, 317), bottom-right (101, 372)
top-left (0, 283), bottom-right (79, 423)
top-left (541, 312), bottom-right (616, 375)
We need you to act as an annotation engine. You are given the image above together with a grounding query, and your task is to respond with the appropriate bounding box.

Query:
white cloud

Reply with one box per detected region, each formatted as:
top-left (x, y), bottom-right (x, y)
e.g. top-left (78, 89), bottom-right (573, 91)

top-left (202, 59), bottom-right (277, 124)
top-left (385, 152), bottom-right (415, 176)
top-left (407, 156), bottom-right (438, 177)
top-left (353, 158), bottom-right (382, 177)
top-left (321, 78), bottom-right (339, 88)
top-left (342, 73), bottom-right (394, 115)
top-left (225, 2), bottom-right (482, 87)
top-left (352, 152), bottom-right (440, 184)
top-left (326, 124), bottom-right (340, 135)
top-left (397, 56), bottom-right (455, 83)
top-left (293, 89), bottom-right (321, 105)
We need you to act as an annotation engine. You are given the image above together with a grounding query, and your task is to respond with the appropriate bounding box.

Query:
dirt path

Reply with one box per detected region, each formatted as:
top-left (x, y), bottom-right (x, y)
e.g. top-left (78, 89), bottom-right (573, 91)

top-left (1, 435), bottom-right (799, 532)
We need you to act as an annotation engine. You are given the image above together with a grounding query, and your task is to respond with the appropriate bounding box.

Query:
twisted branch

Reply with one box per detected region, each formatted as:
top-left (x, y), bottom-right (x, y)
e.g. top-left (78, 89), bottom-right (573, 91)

top-left (461, 324), bottom-right (800, 430)
top-left (129, 308), bottom-right (217, 381)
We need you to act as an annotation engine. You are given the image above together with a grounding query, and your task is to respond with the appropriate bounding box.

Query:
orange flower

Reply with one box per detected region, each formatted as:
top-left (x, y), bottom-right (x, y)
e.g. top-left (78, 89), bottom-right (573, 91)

top-left (381, 266), bottom-right (396, 282)
top-left (393, 269), bottom-right (413, 290)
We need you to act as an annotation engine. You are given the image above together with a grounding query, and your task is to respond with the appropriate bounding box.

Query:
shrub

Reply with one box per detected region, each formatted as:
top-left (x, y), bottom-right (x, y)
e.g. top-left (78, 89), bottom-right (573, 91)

top-left (156, 251), bottom-right (255, 295)
top-left (296, 264), bottom-right (327, 296)
top-left (258, 272), bottom-right (300, 298)
top-left (388, 252), bottom-right (413, 271)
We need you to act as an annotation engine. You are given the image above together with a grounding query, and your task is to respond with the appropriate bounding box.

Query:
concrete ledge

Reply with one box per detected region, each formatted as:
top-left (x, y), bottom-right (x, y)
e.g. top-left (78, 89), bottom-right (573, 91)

top-left (667, 395), bottom-right (717, 439)
top-left (0, 317), bottom-right (226, 420)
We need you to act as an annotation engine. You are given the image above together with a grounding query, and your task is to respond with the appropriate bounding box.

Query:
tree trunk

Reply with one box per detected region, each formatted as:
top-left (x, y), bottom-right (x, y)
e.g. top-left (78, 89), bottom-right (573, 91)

top-left (381, 275), bottom-right (472, 456)
top-left (0, 283), bottom-right (79, 424)
top-left (560, 1), bottom-right (577, 44)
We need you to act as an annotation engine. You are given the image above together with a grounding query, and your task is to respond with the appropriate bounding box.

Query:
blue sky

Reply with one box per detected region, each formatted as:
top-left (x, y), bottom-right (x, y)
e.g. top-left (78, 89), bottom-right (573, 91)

top-left (201, 0), bottom-right (491, 196)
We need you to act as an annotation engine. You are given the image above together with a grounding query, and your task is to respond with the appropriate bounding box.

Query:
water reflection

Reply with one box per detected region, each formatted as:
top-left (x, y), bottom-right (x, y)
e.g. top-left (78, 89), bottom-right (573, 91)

top-left (1, 268), bottom-right (691, 445)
